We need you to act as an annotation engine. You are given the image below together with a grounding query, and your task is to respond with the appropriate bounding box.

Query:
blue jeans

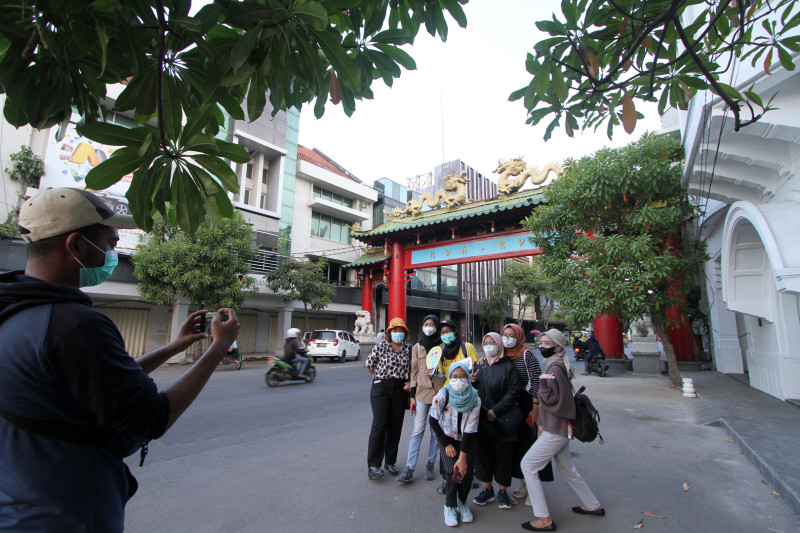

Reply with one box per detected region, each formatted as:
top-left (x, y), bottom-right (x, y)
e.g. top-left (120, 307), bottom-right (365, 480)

top-left (405, 401), bottom-right (438, 470)
top-left (292, 356), bottom-right (309, 375)
top-left (584, 353), bottom-right (597, 372)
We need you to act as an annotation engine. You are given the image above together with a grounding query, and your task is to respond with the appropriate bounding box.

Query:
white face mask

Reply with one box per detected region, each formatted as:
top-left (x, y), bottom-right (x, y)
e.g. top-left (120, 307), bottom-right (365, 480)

top-left (450, 377), bottom-right (469, 393)
top-left (422, 326), bottom-right (436, 336)
top-left (502, 336), bottom-right (516, 348)
top-left (483, 344), bottom-right (498, 357)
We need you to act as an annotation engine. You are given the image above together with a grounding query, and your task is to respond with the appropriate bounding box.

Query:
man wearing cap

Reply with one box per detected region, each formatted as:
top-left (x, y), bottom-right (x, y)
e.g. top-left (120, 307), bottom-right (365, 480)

top-left (0, 188), bottom-right (240, 531)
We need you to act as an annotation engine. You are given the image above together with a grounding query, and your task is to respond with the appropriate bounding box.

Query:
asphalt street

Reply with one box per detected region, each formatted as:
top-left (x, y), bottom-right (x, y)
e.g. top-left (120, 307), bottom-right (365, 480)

top-left (123, 360), bottom-right (800, 533)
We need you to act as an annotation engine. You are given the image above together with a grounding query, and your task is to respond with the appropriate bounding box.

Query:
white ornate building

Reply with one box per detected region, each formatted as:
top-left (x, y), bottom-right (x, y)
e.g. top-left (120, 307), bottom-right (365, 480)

top-left (677, 8), bottom-right (799, 401)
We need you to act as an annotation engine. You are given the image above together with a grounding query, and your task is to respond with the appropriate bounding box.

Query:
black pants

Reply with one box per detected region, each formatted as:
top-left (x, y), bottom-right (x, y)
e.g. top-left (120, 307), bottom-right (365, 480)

top-left (367, 380), bottom-right (407, 468)
top-left (439, 442), bottom-right (475, 507)
top-left (475, 431), bottom-right (516, 488)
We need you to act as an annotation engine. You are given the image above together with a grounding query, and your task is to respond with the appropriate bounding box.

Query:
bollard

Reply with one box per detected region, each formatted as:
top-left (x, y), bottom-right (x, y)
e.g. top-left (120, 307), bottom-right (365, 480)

top-left (682, 377), bottom-right (697, 398)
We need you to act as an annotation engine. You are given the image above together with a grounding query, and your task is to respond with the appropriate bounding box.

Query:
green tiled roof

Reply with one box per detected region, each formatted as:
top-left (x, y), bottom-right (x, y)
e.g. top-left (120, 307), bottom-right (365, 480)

top-left (351, 189), bottom-right (547, 239)
top-left (344, 249), bottom-right (391, 268)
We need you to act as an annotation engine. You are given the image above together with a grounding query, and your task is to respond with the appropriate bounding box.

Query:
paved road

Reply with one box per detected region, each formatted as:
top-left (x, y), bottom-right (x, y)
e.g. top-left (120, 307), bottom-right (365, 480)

top-left (124, 360), bottom-right (800, 533)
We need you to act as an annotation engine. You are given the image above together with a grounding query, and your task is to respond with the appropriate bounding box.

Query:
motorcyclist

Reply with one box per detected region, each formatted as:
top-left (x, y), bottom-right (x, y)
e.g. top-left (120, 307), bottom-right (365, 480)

top-left (583, 333), bottom-right (603, 375)
top-left (283, 328), bottom-right (309, 379)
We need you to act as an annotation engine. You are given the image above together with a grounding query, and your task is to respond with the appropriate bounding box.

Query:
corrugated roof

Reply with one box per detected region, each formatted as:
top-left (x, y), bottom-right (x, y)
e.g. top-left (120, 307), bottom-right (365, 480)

top-left (343, 249), bottom-right (391, 268)
top-left (351, 189), bottom-right (547, 239)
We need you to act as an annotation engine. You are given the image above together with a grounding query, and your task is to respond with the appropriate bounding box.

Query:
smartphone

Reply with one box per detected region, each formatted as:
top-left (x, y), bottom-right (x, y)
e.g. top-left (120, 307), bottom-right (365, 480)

top-left (452, 465), bottom-right (463, 484)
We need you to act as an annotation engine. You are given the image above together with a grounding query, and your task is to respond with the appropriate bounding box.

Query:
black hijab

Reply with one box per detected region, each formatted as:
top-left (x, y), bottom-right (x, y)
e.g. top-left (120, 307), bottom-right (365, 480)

top-left (438, 319), bottom-right (462, 359)
top-left (419, 314), bottom-right (441, 350)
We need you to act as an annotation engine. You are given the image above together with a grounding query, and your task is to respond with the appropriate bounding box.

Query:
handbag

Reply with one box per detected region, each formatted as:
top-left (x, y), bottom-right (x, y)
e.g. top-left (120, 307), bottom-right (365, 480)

top-left (494, 404), bottom-right (524, 434)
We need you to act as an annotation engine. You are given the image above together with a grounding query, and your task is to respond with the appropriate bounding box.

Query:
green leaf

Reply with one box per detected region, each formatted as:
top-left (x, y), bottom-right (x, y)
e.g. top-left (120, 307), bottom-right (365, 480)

top-left (743, 90), bottom-right (764, 107)
top-left (229, 27), bottom-right (260, 71)
top-left (532, 59), bottom-right (551, 97)
top-left (509, 86), bottom-right (527, 102)
top-left (551, 67), bottom-right (569, 101)
top-left (373, 43), bottom-right (416, 70)
top-left (77, 121), bottom-right (151, 147)
top-left (85, 147), bottom-right (142, 190)
top-left (192, 154), bottom-right (240, 192)
top-left (441, 0), bottom-right (468, 28)
top-left (215, 139), bottom-right (251, 164)
top-left (180, 105), bottom-right (214, 145)
top-left (312, 29), bottom-right (361, 90)
top-left (371, 29), bottom-right (412, 45)
top-left (713, 82), bottom-right (743, 100)
top-left (777, 45), bottom-right (796, 71)
top-left (293, 1), bottom-right (329, 31)
top-left (162, 80), bottom-right (183, 140)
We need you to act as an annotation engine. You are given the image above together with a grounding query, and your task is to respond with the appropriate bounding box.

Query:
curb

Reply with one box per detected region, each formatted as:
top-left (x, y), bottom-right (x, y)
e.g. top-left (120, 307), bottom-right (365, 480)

top-left (719, 418), bottom-right (800, 516)
top-left (690, 392), bottom-right (800, 516)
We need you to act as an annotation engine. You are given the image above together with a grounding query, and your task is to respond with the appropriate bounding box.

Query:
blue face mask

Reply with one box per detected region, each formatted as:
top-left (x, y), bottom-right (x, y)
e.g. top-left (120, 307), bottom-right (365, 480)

top-left (74, 236), bottom-right (118, 287)
top-left (391, 331), bottom-right (405, 343)
top-left (441, 332), bottom-right (456, 345)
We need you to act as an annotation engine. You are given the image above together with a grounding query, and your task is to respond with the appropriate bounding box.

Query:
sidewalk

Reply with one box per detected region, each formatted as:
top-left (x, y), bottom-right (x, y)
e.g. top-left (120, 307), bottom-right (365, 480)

top-left (686, 370), bottom-right (800, 515)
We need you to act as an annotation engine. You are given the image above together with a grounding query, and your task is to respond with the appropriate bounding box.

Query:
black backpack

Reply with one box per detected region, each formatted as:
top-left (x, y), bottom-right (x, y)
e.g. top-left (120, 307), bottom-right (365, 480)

top-left (570, 384), bottom-right (603, 443)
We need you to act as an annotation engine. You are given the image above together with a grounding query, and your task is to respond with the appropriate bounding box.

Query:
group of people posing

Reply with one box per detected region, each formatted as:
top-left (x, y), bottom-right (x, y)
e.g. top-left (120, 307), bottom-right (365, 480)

top-left (364, 316), bottom-right (604, 531)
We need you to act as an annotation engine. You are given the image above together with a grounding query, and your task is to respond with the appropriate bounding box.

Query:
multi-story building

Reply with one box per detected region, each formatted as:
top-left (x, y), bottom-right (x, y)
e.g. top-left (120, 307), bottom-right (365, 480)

top-left (0, 95), bottom-right (377, 360)
top-left (286, 146), bottom-right (377, 332)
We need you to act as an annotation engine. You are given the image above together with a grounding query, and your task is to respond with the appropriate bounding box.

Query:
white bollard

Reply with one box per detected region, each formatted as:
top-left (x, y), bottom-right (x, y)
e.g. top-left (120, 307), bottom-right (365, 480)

top-left (682, 377), bottom-right (697, 398)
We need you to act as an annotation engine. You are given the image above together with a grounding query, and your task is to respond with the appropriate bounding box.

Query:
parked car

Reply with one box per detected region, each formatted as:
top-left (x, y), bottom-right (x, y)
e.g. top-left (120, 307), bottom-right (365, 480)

top-left (307, 330), bottom-right (360, 363)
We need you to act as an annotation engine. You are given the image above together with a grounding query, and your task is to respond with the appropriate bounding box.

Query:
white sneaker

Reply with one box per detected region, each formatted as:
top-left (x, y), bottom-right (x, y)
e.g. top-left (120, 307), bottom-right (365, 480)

top-left (444, 505), bottom-right (459, 527)
top-left (512, 481), bottom-right (527, 499)
top-left (457, 501), bottom-right (474, 523)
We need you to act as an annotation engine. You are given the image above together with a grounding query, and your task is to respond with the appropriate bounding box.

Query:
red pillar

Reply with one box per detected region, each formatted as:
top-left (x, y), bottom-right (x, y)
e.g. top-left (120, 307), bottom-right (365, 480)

top-left (667, 306), bottom-right (695, 361)
top-left (593, 314), bottom-right (624, 359)
top-left (388, 241), bottom-right (406, 322)
top-left (664, 233), bottom-right (695, 361)
top-left (361, 271), bottom-right (373, 311)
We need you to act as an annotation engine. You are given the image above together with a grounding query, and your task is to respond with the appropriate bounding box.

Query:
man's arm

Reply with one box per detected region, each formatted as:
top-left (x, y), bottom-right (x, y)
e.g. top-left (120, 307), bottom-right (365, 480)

top-left (136, 310), bottom-right (209, 374)
top-left (162, 309), bottom-right (240, 431)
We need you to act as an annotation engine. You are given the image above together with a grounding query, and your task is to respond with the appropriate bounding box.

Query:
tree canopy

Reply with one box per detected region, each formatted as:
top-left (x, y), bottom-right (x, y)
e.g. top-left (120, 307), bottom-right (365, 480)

top-left (515, 0), bottom-right (800, 140)
top-left (132, 210), bottom-right (258, 309)
top-left (524, 133), bottom-right (707, 387)
top-left (265, 256), bottom-right (336, 332)
top-left (0, 0), bottom-right (467, 231)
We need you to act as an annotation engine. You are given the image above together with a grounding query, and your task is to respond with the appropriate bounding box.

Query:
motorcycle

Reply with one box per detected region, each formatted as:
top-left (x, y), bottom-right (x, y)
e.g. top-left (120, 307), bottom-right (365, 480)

top-left (573, 347), bottom-right (587, 361)
top-left (264, 353), bottom-right (316, 387)
top-left (585, 351), bottom-right (609, 377)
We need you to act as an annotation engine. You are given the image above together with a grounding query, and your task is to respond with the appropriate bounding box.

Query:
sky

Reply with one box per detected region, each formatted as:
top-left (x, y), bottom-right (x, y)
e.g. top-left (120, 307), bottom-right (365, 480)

top-left (298, 1), bottom-right (663, 186)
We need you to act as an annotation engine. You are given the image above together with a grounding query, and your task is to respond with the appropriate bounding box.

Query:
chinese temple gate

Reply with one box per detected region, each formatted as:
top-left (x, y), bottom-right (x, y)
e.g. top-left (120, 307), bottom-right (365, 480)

top-left (346, 169), bottom-right (693, 361)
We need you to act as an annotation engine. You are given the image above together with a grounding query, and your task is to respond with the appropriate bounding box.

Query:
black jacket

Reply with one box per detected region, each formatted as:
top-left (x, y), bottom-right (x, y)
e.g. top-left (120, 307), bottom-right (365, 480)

top-left (472, 356), bottom-right (521, 442)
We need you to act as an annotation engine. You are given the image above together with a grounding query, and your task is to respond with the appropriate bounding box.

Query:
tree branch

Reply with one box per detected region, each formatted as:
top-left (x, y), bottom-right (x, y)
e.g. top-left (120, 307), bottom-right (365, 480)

top-left (154, 0), bottom-right (171, 156)
top-left (672, 15), bottom-right (743, 130)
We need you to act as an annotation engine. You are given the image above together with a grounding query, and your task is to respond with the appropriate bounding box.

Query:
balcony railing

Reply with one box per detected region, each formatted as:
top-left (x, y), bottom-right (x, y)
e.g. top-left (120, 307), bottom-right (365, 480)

top-left (248, 249), bottom-right (281, 274)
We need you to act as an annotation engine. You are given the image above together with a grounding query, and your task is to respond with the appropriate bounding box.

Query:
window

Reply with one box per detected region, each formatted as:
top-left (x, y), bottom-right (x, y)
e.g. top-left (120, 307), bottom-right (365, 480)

top-left (311, 211), bottom-right (320, 237)
top-left (262, 167), bottom-right (268, 185)
top-left (313, 185), bottom-right (353, 208)
top-left (260, 193), bottom-right (267, 210)
top-left (245, 163), bottom-right (253, 181)
top-left (244, 188), bottom-right (251, 205)
top-left (310, 210), bottom-right (351, 244)
top-left (318, 214), bottom-right (330, 239)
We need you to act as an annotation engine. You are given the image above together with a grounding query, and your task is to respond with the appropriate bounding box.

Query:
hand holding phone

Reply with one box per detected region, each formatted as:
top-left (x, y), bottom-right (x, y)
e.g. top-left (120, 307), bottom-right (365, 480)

top-left (452, 465), bottom-right (463, 484)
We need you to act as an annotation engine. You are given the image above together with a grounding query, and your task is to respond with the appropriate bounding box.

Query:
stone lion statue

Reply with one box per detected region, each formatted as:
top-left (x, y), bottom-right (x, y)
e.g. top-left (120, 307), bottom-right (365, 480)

top-left (354, 310), bottom-right (375, 335)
